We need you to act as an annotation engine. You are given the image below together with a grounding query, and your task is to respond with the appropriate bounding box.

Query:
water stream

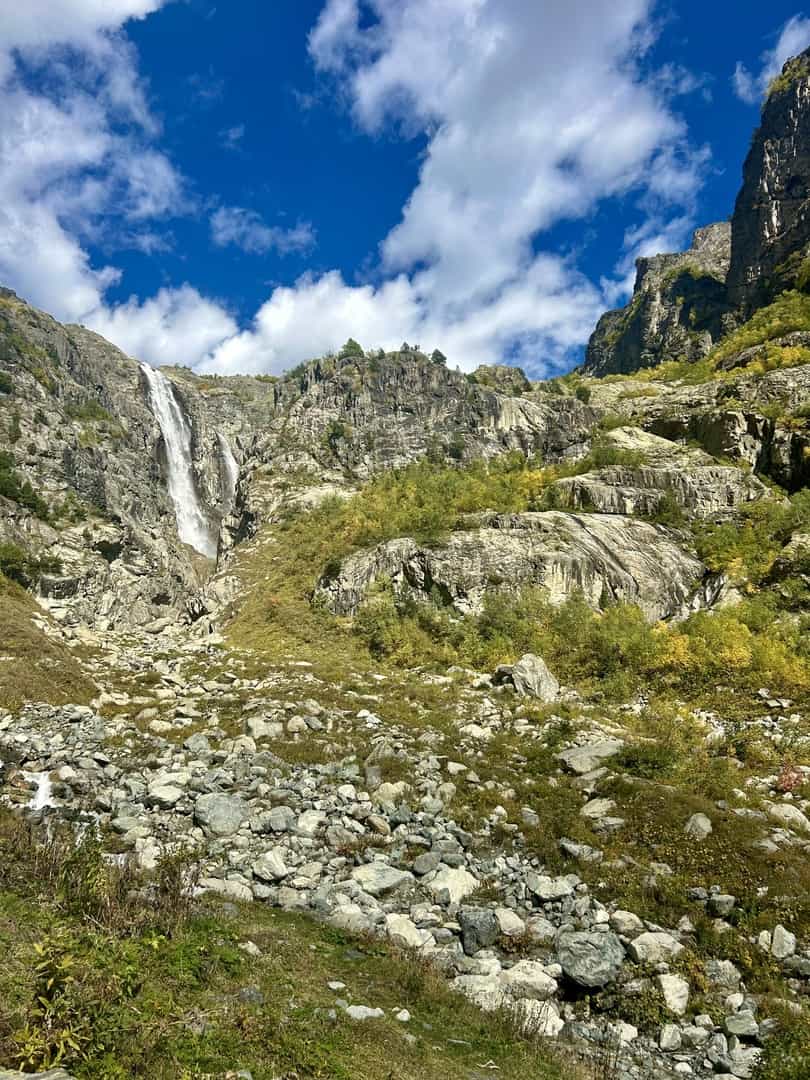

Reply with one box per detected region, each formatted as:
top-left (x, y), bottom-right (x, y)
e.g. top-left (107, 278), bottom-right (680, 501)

top-left (141, 364), bottom-right (216, 558)
top-left (218, 433), bottom-right (240, 508)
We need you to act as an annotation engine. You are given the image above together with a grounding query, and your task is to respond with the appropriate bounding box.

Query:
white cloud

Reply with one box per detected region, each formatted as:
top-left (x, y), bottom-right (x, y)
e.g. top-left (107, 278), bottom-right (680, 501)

top-left (0, 0), bottom-right (214, 367)
top-left (0, 0), bottom-right (710, 378)
top-left (0, 2), bottom-right (182, 299)
top-left (90, 285), bottom-right (238, 368)
top-left (220, 123), bottom-right (245, 149)
top-left (733, 14), bottom-right (810, 105)
top-left (202, 258), bottom-right (604, 378)
top-left (201, 0), bottom-right (706, 377)
top-left (0, 1), bottom-right (164, 76)
top-left (211, 207), bottom-right (316, 256)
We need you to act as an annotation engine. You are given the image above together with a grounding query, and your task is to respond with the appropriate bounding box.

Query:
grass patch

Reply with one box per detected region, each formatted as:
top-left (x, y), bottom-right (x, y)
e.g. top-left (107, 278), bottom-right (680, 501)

top-left (65, 399), bottom-right (114, 424)
top-left (0, 574), bottom-right (96, 711)
top-left (0, 808), bottom-right (581, 1080)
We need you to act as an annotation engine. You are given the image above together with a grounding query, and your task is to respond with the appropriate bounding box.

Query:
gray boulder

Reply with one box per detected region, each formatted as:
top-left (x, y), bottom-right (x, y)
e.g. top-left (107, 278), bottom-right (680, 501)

top-left (510, 653), bottom-right (560, 702)
top-left (351, 862), bottom-right (414, 897)
top-left (459, 907), bottom-right (501, 954)
top-left (556, 930), bottom-right (625, 988)
top-left (685, 812), bottom-right (713, 840)
top-left (194, 793), bottom-right (249, 837)
top-left (557, 739), bottom-right (624, 775)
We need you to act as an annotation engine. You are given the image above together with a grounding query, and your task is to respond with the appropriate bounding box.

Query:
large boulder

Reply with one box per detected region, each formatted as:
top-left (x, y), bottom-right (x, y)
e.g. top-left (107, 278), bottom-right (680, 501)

top-left (499, 959), bottom-right (558, 1000)
top-left (627, 932), bottom-right (684, 965)
top-left (556, 930), bottom-right (626, 988)
top-left (556, 739), bottom-right (624, 775)
top-left (459, 907), bottom-right (501, 954)
top-left (510, 653), bottom-right (560, 701)
top-left (351, 862), bottom-right (414, 897)
top-left (194, 793), bottom-right (249, 837)
top-left (426, 866), bottom-right (479, 906)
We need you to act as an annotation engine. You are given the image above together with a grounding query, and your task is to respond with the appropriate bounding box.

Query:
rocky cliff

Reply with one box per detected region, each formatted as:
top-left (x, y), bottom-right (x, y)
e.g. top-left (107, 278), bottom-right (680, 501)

top-left (0, 301), bottom-right (605, 631)
top-left (584, 223), bottom-right (732, 376)
top-left (585, 46), bottom-right (810, 376)
top-left (727, 48), bottom-right (810, 309)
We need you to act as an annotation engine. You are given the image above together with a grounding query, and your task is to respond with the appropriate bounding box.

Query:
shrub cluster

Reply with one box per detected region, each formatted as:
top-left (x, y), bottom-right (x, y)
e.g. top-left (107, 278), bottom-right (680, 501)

top-left (694, 489), bottom-right (810, 584)
top-left (0, 450), bottom-right (49, 518)
top-left (353, 585), bottom-right (810, 701)
top-left (64, 399), bottom-right (114, 423)
top-left (0, 542), bottom-right (62, 587)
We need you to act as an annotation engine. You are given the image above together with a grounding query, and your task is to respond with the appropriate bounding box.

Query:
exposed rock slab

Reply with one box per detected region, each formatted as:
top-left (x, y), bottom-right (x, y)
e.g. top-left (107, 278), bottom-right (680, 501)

top-left (728, 48), bottom-right (810, 309)
top-left (316, 511), bottom-right (716, 622)
top-left (584, 223), bottom-right (731, 376)
top-left (552, 463), bottom-right (770, 520)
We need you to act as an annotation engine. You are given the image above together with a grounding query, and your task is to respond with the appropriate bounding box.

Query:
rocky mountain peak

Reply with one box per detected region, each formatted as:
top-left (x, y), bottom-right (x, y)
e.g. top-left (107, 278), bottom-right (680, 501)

top-left (583, 222), bottom-right (731, 376)
top-left (727, 46), bottom-right (810, 310)
top-left (584, 46), bottom-right (810, 376)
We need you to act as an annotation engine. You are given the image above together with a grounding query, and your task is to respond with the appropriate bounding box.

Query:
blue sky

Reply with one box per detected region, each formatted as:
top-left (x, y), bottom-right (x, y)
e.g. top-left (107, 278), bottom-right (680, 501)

top-left (1, 2), bottom-right (810, 377)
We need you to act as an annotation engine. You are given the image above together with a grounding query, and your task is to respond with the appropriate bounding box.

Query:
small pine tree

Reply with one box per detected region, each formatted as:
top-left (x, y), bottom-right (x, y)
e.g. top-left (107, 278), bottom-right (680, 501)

top-left (8, 409), bottom-right (21, 443)
top-left (339, 338), bottom-right (364, 358)
top-left (431, 349), bottom-right (447, 365)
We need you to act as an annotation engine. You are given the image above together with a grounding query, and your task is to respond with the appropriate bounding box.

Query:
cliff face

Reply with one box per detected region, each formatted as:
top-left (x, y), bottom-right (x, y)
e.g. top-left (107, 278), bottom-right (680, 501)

top-left (0, 300), bottom-right (605, 630)
top-left (0, 290), bottom-right (267, 628)
top-left (584, 47), bottom-right (810, 376)
top-left (727, 49), bottom-right (810, 309)
top-left (584, 223), bottom-right (731, 376)
top-left (256, 350), bottom-right (596, 478)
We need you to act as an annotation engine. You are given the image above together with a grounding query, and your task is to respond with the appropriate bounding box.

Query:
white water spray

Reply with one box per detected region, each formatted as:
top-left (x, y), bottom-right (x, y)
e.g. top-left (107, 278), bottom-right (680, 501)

top-left (218, 433), bottom-right (240, 507)
top-left (23, 770), bottom-right (55, 811)
top-left (141, 364), bottom-right (216, 558)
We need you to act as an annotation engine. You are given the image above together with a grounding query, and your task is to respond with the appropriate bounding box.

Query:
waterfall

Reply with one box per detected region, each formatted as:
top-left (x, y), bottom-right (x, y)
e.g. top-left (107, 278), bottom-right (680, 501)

top-left (141, 363), bottom-right (216, 559)
top-left (218, 433), bottom-right (240, 507)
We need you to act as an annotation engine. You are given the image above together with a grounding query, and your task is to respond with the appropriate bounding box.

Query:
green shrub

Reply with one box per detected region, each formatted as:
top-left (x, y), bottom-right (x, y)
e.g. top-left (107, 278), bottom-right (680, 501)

top-left (766, 54), bottom-right (810, 99)
top-left (447, 433), bottom-right (465, 460)
top-left (0, 370), bottom-right (12, 394)
top-left (645, 491), bottom-right (686, 527)
top-left (64, 399), bottom-right (113, 423)
top-left (0, 542), bottom-right (61, 587)
top-left (752, 1008), bottom-right (810, 1080)
top-left (709, 291), bottom-right (810, 365)
top-left (615, 742), bottom-right (679, 779)
top-left (8, 408), bottom-right (21, 442)
top-left (0, 451), bottom-right (49, 518)
top-left (694, 490), bottom-right (810, 584)
top-left (338, 338), bottom-right (364, 358)
top-left (323, 418), bottom-right (351, 455)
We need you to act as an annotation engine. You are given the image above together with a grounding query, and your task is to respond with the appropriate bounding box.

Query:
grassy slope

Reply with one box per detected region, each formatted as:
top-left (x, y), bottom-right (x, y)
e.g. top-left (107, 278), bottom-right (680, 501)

top-left (0, 574), bottom-right (96, 711)
top-left (0, 813), bottom-right (580, 1080)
